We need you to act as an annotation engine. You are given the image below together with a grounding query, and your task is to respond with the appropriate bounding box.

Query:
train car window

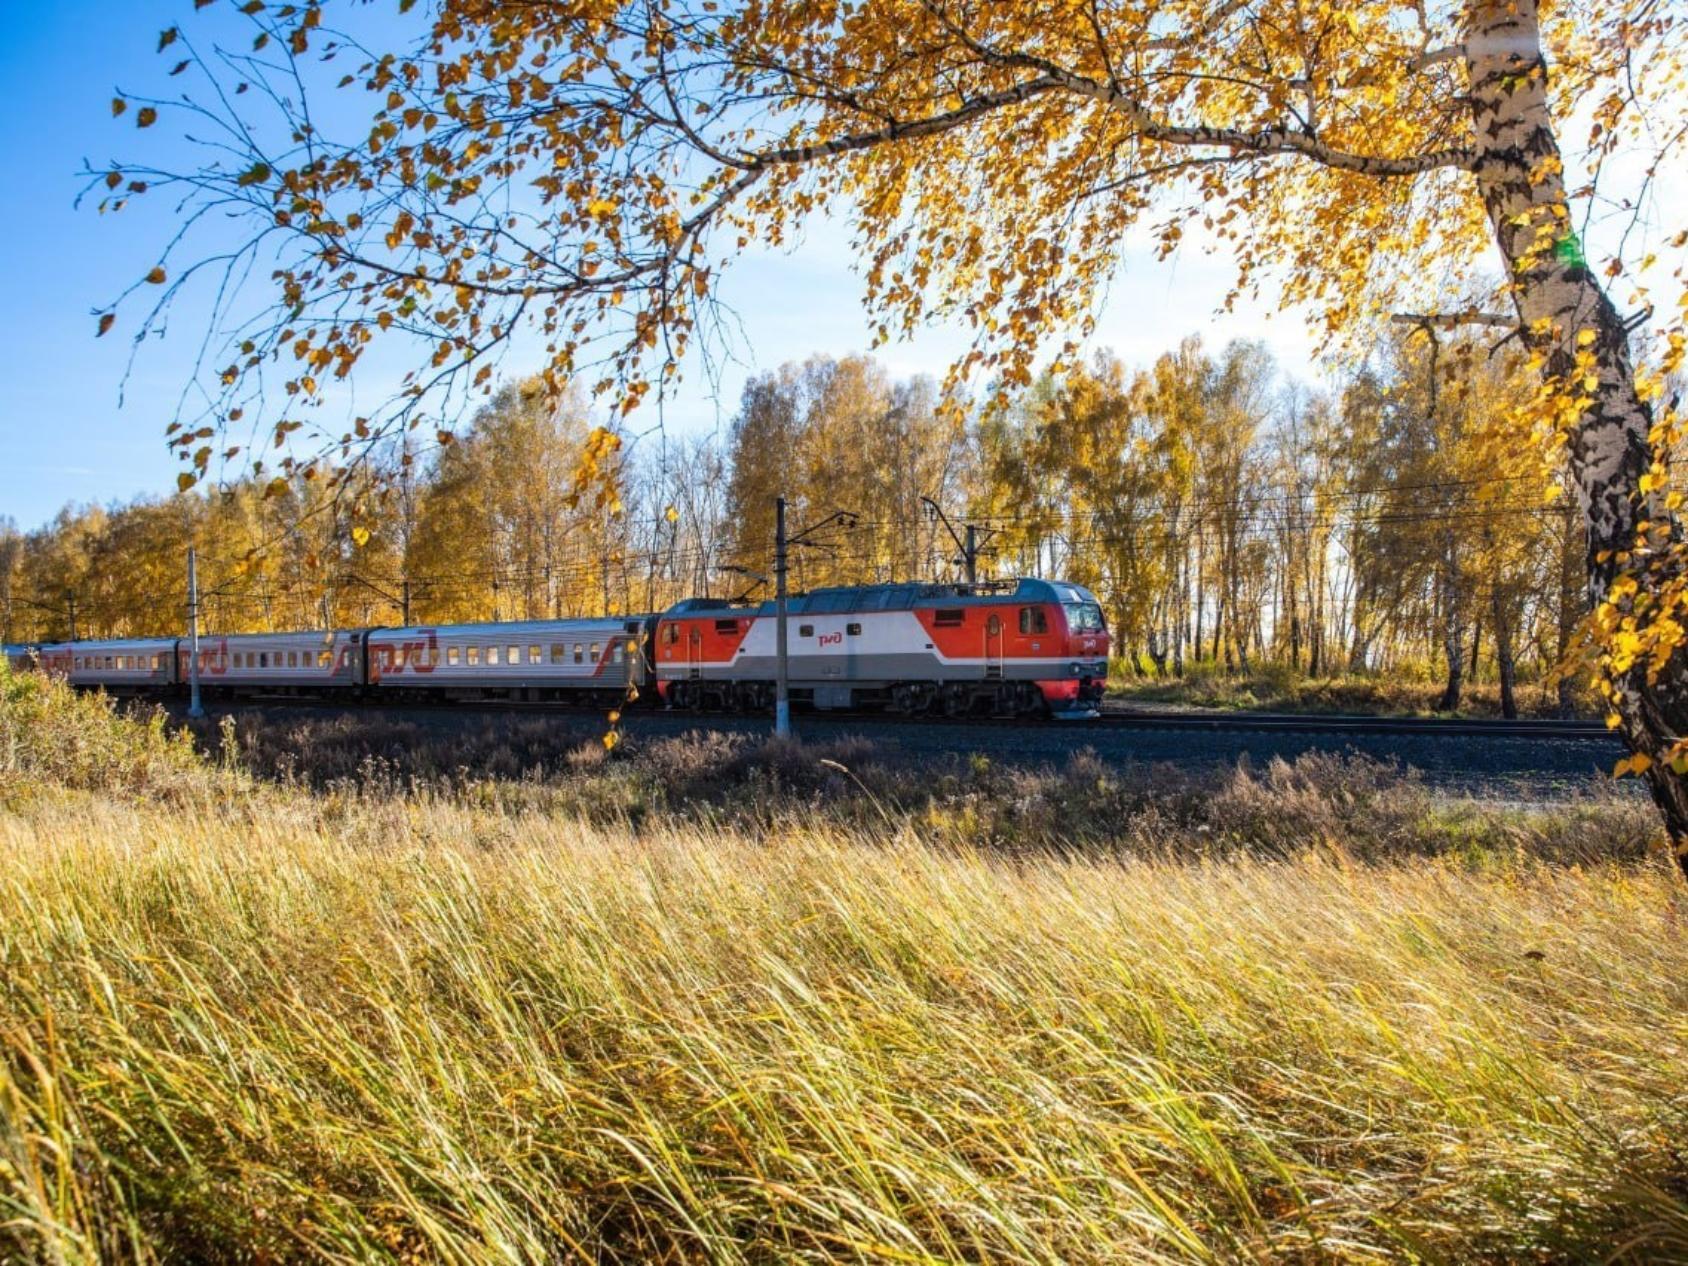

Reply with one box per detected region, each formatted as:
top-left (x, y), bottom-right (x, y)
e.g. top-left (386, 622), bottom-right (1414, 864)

top-left (529, 645), bottom-right (542, 664)
top-left (573, 643), bottom-right (584, 663)
top-left (429, 647), bottom-right (440, 667)
top-left (259, 652), bottom-right (269, 668)
top-left (318, 651), bottom-right (331, 668)
top-left (1019, 607), bottom-right (1049, 635)
top-left (590, 642), bottom-right (601, 661)
top-left (467, 646), bottom-right (481, 665)
top-left (488, 646), bottom-right (501, 665)
top-left (987, 615), bottom-right (1002, 636)
top-left (714, 619), bottom-right (738, 635)
top-left (293, 651), bottom-right (303, 668)
top-left (847, 623), bottom-right (862, 636)
top-left (548, 643), bottom-right (562, 663)
top-left (508, 645), bottom-right (521, 666)
top-left (447, 646), bottom-right (460, 666)
top-left (933, 609), bottom-right (964, 627)
top-left (799, 624), bottom-right (814, 638)
top-left (613, 644), bottom-right (624, 664)
top-left (661, 624), bottom-right (676, 645)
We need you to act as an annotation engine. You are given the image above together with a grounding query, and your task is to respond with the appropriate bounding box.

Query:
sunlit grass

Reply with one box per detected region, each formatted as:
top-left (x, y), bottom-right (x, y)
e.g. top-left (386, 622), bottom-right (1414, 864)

top-left (3, 664), bottom-right (1682, 1261)
top-left (4, 787), bottom-right (1687, 1262)
top-left (1107, 660), bottom-right (1593, 719)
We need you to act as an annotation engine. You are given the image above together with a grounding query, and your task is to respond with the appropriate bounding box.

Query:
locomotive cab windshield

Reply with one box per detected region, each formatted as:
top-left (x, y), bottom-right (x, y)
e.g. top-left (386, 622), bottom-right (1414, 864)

top-left (1064, 601), bottom-right (1105, 633)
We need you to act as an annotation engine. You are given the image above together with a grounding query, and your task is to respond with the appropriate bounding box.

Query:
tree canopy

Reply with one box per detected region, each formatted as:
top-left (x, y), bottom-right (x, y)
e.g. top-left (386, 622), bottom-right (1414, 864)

top-left (98, 0), bottom-right (1688, 860)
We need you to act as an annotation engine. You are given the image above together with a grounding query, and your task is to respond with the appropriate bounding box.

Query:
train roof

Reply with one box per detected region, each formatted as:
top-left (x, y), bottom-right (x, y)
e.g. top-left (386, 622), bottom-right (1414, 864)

top-left (48, 636), bottom-right (180, 651)
top-left (665, 577), bottom-right (1099, 619)
top-left (370, 617), bottom-right (644, 638)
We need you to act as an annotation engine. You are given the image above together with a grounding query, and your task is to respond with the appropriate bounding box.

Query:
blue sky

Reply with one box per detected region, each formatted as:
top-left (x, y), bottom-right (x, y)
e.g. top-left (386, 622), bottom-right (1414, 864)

top-left (0, 3), bottom-right (1389, 533)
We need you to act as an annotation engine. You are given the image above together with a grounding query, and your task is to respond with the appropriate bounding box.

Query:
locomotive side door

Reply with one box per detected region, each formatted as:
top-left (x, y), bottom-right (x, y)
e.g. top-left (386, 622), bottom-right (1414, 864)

top-left (984, 612), bottom-right (1004, 680)
top-left (686, 622), bottom-right (703, 679)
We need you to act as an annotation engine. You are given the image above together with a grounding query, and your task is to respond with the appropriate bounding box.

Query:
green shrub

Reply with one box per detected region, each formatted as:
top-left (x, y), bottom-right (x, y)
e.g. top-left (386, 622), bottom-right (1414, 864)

top-left (0, 661), bottom-right (240, 807)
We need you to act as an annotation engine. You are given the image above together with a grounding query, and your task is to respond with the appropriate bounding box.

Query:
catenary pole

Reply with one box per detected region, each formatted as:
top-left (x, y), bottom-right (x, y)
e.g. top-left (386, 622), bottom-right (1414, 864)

top-left (186, 546), bottom-right (205, 719)
top-left (775, 495), bottom-right (791, 738)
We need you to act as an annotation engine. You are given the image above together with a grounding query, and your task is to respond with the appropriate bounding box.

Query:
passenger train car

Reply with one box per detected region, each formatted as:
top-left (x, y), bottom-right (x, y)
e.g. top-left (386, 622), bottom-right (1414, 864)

top-left (21, 577), bottom-right (1108, 718)
top-left (363, 619), bottom-right (645, 701)
top-left (652, 578), bottom-right (1109, 717)
top-left (3, 643), bottom-right (41, 673)
top-left (25, 618), bottom-right (653, 704)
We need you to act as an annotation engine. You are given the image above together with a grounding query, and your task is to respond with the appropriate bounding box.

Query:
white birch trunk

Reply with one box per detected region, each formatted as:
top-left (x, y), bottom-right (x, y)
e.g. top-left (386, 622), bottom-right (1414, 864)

top-left (1467, 0), bottom-right (1688, 866)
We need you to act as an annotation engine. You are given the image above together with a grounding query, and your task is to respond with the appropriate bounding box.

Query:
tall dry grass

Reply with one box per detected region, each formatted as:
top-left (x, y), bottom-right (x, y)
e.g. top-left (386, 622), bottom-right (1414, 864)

top-left (5, 792), bottom-right (1688, 1262)
top-left (4, 664), bottom-right (1686, 1262)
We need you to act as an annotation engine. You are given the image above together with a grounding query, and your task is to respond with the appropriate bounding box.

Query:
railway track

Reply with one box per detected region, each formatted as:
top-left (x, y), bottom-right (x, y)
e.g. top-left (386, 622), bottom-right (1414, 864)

top-left (1096, 709), bottom-right (1611, 740)
top-left (178, 693), bottom-right (1614, 741)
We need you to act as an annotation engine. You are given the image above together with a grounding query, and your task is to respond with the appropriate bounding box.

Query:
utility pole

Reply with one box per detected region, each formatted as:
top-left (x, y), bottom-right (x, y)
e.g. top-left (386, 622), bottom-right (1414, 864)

top-left (401, 577), bottom-right (412, 626)
top-left (774, 495), bottom-right (790, 738)
top-left (922, 497), bottom-right (995, 586)
top-left (186, 547), bottom-right (205, 719)
top-left (769, 500), bottom-right (859, 739)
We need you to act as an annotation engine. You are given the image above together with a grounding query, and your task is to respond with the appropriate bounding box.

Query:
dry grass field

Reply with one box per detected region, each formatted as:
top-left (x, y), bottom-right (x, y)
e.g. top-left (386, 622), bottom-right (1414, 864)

top-left (4, 666), bottom-right (1688, 1262)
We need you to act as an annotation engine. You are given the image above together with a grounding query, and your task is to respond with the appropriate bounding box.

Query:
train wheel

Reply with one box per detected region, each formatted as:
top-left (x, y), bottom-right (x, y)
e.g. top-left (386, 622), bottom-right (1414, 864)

top-left (890, 683), bottom-right (917, 714)
top-left (940, 683), bottom-right (969, 718)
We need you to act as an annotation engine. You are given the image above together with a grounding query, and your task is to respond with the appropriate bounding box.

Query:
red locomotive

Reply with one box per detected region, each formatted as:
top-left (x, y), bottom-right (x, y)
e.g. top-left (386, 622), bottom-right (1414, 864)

top-left (653, 578), bottom-right (1108, 717)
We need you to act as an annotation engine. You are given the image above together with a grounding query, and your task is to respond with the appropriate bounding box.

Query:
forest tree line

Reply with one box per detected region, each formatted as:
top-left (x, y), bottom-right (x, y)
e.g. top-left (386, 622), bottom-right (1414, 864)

top-left (2, 332), bottom-right (1586, 714)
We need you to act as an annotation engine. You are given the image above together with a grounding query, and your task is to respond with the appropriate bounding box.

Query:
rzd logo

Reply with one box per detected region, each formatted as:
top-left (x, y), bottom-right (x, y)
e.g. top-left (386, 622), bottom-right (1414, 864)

top-left (818, 632), bottom-right (843, 647)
